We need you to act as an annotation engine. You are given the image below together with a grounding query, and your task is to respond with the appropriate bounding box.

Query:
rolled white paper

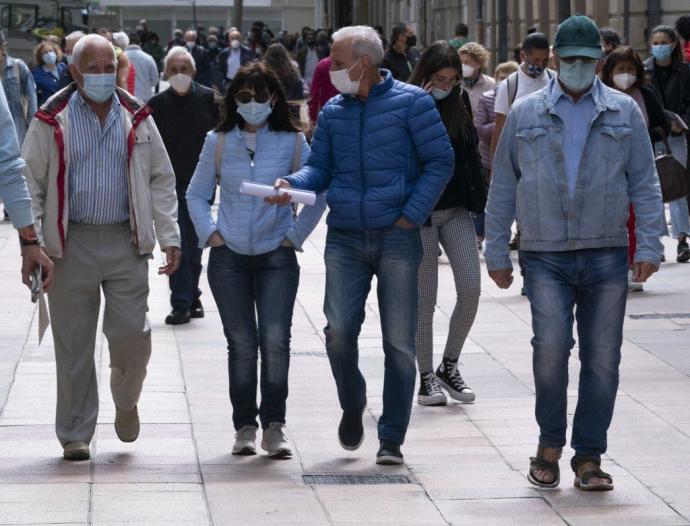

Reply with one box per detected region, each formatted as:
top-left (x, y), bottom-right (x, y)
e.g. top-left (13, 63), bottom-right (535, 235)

top-left (239, 180), bottom-right (317, 206)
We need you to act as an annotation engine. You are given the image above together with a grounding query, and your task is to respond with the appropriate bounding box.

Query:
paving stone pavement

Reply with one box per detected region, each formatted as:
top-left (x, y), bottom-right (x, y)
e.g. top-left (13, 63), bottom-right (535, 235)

top-left (1, 214), bottom-right (690, 526)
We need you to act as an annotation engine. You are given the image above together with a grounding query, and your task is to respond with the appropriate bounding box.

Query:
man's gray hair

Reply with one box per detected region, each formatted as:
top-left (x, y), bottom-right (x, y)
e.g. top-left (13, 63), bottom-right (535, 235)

top-left (332, 25), bottom-right (384, 67)
top-left (164, 46), bottom-right (196, 71)
top-left (112, 31), bottom-right (129, 49)
top-left (72, 34), bottom-right (116, 67)
top-left (65, 31), bottom-right (85, 46)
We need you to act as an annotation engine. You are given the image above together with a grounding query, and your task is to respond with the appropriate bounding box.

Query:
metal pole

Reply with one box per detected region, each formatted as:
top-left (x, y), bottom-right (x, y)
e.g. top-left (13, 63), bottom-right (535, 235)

top-left (192, 0), bottom-right (197, 30)
top-left (557, 0), bottom-right (570, 22)
top-left (646, 0), bottom-right (661, 33)
top-left (497, 0), bottom-right (508, 62)
top-left (232, 0), bottom-right (244, 32)
top-left (476, 0), bottom-right (484, 46)
top-left (623, 0), bottom-right (630, 44)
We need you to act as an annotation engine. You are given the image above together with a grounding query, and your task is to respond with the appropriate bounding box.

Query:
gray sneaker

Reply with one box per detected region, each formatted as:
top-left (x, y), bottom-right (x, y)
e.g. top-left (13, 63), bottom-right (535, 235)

top-left (63, 441), bottom-right (90, 461)
top-left (115, 405), bottom-right (140, 443)
top-left (261, 422), bottom-right (292, 459)
top-left (232, 425), bottom-right (257, 455)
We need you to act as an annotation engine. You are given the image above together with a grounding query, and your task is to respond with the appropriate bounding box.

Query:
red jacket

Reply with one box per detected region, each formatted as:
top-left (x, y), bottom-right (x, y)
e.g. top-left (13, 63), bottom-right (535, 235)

top-left (308, 57), bottom-right (338, 123)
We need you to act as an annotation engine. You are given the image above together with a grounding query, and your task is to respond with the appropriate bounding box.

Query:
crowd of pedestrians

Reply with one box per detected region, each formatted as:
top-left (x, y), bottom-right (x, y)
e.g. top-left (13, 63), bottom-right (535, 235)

top-left (1, 11), bottom-right (689, 493)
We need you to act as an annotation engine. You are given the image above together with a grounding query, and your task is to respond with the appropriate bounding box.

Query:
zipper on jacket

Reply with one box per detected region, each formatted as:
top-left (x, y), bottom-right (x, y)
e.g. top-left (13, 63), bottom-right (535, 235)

top-left (358, 102), bottom-right (366, 230)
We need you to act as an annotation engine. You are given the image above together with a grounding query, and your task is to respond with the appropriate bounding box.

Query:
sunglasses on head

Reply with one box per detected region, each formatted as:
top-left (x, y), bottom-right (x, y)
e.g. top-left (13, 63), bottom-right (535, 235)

top-left (235, 90), bottom-right (272, 104)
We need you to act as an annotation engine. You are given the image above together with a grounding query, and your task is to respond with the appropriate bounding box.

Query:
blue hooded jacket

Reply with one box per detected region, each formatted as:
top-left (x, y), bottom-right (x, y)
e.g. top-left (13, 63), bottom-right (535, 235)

top-left (286, 70), bottom-right (454, 230)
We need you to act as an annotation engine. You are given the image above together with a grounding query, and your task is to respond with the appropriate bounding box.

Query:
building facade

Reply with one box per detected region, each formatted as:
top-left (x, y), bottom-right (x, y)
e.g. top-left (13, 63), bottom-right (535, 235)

top-left (321, 0), bottom-right (688, 68)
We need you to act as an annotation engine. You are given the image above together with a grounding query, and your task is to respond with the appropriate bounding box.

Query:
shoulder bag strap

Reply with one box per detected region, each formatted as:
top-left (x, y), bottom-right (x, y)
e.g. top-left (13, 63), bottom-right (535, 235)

top-left (291, 132), bottom-right (303, 173)
top-left (215, 132), bottom-right (226, 184)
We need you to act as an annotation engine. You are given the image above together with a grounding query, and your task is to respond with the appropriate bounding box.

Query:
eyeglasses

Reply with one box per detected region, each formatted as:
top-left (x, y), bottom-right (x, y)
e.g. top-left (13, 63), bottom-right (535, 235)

top-left (235, 90), bottom-right (271, 104)
top-left (559, 56), bottom-right (598, 65)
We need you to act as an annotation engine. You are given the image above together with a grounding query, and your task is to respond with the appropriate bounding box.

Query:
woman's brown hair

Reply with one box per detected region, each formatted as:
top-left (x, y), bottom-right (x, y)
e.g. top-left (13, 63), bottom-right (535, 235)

top-left (600, 46), bottom-right (646, 91)
top-left (216, 62), bottom-right (300, 133)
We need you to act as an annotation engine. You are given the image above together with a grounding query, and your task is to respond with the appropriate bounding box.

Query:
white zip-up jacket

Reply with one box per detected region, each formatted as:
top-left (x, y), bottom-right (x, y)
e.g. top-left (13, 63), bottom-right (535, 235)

top-left (21, 84), bottom-right (180, 258)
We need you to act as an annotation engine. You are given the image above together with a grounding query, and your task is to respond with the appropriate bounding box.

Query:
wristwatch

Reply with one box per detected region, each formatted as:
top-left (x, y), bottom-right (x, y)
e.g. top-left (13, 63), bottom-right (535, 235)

top-left (19, 237), bottom-right (41, 247)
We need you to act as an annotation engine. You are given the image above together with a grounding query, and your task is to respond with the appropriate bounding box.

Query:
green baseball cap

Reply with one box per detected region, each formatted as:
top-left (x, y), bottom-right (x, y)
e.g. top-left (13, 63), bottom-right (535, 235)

top-left (554, 15), bottom-right (602, 59)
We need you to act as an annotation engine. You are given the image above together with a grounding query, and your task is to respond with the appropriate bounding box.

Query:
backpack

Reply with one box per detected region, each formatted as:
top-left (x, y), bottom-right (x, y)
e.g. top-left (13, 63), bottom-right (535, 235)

top-left (506, 68), bottom-right (555, 107)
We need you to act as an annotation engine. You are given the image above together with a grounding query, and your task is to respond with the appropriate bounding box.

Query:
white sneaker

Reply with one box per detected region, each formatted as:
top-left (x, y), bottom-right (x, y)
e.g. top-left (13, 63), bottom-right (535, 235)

top-left (628, 270), bottom-right (643, 292)
top-left (232, 425), bottom-right (257, 455)
top-left (261, 422), bottom-right (292, 459)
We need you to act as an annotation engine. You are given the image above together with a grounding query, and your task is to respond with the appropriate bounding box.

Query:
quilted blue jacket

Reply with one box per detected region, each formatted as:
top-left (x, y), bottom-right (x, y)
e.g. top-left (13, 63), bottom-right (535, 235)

top-left (285, 70), bottom-right (454, 230)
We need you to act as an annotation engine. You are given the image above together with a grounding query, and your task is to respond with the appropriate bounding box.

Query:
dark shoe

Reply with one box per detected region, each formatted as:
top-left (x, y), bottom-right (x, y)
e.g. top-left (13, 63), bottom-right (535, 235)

top-left (165, 307), bottom-right (191, 325)
top-left (63, 441), bottom-right (90, 461)
top-left (677, 240), bottom-right (690, 263)
top-left (190, 299), bottom-right (205, 319)
top-left (417, 372), bottom-right (447, 406)
top-left (115, 405), bottom-right (140, 443)
top-left (338, 402), bottom-right (366, 451)
top-left (436, 358), bottom-right (475, 403)
top-left (376, 440), bottom-right (404, 465)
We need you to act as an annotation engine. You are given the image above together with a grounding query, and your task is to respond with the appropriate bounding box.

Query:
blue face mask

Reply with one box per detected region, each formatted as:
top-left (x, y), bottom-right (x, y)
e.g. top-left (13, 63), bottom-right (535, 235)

top-left (558, 59), bottom-right (597, 93)
top-left (526, 60), bottom-right (545, 78)
top-left (430, 86), bottom-right (453, 101)
top-left (237, 100), bottom-right (273, 125)
top-left (651, 44), bottom-right (673, 61)
top-left (80, 73), bottom-right (117, 103)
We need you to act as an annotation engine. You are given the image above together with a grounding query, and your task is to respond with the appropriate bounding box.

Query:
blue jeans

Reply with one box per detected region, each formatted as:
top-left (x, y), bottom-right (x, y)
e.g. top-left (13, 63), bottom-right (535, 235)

top-left (323, 226), bottom-right (422, 445)
top-left (170, 195), bottom-right (203, 309)
top-left (521, 248), bottom-right (628, 461)
top-left (207, 244), bottom-right (300, 430)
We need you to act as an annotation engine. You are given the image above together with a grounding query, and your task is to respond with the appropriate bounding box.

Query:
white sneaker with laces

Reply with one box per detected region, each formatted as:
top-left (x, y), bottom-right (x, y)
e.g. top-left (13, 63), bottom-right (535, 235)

top-left (232, 425), bottom-right (257, 455)
top-left (261, 422), bottom-right (292, 459)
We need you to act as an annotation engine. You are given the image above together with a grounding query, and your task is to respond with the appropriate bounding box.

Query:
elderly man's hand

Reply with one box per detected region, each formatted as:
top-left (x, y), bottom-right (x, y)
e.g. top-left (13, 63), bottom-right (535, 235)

top-left (264, 178), bottom-right (292, 206)
top-left (159, 247), bottom-right (181, 275)
top-left (21, 246), bottom-right (54, 291)
top-left (631, 261), bottom-right (658, 283)
top-left (489, 268), bottom-right (514, 289)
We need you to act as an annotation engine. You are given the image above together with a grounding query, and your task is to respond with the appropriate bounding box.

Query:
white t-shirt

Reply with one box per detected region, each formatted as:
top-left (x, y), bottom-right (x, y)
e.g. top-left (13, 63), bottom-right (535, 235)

top-left (494, 67), bottom-right (553, 115)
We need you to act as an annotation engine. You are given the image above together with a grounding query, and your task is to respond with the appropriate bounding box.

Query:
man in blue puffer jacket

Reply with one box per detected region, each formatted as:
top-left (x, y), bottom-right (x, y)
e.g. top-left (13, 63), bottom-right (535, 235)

top-left (270, 25), bottom-right (454, 466)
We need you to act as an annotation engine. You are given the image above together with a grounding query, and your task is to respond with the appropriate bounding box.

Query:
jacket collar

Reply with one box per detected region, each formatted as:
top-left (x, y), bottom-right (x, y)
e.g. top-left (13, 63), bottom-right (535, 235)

top-left (3, 56), bottom-right (18, 70)
top-left (36, 83), bottom-right (151, 127)
top-left (536, 77), bottom-right (619, 116)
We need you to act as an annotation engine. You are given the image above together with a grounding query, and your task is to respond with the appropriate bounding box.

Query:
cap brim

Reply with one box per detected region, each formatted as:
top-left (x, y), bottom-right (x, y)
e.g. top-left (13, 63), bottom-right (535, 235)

top-left (555, 45), bottom-right (602, 59)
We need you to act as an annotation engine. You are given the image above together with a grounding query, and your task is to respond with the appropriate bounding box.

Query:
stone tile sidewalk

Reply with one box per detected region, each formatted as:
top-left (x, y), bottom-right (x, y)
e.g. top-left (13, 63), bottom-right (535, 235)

top-left (1, 216), bottom-right (689, 525)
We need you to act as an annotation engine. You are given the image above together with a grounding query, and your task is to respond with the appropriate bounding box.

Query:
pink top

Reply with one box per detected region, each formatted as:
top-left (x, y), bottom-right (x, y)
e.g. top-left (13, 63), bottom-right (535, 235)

top-left (308, 57), bottom-right (339, 123)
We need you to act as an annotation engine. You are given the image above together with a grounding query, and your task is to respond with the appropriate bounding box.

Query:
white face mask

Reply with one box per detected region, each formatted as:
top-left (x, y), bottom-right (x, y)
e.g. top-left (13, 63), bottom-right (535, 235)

top-left (461, 64), bottom-right (475, 78)
top-left (613, 72), bottom-right (636, 91)
top-left (169, 73), bottom-right (193, 94)
top-left (329, 59), bottom-right (363, 95)
top-left (231, 39), bottom-right (241, 50)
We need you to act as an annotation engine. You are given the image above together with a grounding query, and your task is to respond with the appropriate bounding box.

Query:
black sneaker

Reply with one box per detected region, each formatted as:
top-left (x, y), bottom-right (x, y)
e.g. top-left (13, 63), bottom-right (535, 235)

top-left (338, 402), bottom-right (366, 451)
top-left (190, 299), bottom-right (205, 319)
top-left (417, 372), bottom-right (447, 406)
top-left (165, 307), bottom-right (191, 325)
top-left (376, 440), bottom-right (404, 465)
top-left (677, 240), bottom-right (690, 263)
top-left (435, 359), bottom-right (476, 403)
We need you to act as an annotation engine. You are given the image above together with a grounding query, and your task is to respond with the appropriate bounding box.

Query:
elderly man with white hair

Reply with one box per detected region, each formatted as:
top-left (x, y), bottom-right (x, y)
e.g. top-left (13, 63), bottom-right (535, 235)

top-left (21, 33), bottom-right (181, 461)
top-left (267, 25), bottom-right (454, 465)
top-left (148, 46), bottom-right (219, 324)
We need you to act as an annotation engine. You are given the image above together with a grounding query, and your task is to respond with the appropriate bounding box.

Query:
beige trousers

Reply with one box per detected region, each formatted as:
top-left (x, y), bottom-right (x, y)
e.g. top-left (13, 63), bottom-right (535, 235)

top-left (47, 222), bottom-right (151, 446)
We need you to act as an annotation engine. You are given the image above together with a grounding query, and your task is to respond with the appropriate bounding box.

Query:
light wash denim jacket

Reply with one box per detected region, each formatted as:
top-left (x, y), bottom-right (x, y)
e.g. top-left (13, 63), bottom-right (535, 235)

top-left (485, 77), bottom-right (664, 271)
top-left (2, 56), bottom-right (37, 146)
top-left (0, 81), bottom-right (32, 228)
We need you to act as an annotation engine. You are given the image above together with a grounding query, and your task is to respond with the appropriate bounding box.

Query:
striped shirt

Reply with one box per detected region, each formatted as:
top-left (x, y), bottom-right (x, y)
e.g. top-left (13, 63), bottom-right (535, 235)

top-left (68, 91), bottom-right (129, 224)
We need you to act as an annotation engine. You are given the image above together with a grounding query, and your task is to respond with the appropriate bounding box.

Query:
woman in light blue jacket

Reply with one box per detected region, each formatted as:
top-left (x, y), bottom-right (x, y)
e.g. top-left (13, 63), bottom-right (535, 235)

top-left (186, 62), bottom-right (326, 460)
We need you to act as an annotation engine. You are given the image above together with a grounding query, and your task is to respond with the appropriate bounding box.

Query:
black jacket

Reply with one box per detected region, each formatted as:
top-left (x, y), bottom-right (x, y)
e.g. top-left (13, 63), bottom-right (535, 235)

top-left (218, 45), bottom-right (256, 82)
top-left (296, 44), bottom-right (329, 78)
top-left (644, 56), bottom-right (690, 131)
top-left (381, 49), bottom-right (417, 82)
top-left (188, 45), bottom-right (211, 86)
top-left (432, 90), bottom-right (486, 215)
top-left (148, 83), bottom-right (219, 190)
top-left (640, 83), bottom-right (671, 144)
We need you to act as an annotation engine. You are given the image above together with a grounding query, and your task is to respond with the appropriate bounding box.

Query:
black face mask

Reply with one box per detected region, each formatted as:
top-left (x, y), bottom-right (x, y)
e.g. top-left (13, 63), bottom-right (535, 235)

top-left (406, 34), bottom-right (417, 48)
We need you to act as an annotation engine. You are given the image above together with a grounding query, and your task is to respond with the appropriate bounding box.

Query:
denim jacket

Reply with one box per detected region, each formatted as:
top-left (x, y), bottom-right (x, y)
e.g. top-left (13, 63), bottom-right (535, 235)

top-left (1, 56), bottom-right (37, 146)
top-left (485, 77), bottom-right (664, 271)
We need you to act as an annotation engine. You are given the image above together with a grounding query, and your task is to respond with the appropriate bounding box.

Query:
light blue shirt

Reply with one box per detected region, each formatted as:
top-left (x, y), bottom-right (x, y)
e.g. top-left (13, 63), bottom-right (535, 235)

top-left (551, 80), bottom-right (597, 197)
top-left (68, 91), bottom-right (130, 224)
top-left (0, 83), bottom-right (32, 228)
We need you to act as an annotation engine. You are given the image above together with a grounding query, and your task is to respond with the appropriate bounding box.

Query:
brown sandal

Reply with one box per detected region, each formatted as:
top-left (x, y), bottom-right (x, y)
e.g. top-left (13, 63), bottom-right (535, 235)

top-left (528, 445), bottom-right (561, 488)
top-left (571, 456), bottom-right (613, 491)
